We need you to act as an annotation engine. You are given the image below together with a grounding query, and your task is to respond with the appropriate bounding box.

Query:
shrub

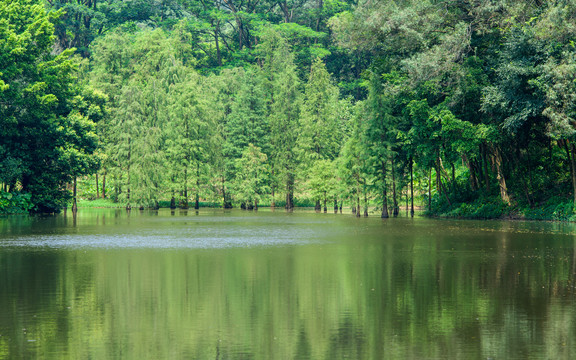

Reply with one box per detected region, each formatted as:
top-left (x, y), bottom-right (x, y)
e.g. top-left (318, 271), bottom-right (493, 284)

top-left (0, 191), bottom-right (33, 214)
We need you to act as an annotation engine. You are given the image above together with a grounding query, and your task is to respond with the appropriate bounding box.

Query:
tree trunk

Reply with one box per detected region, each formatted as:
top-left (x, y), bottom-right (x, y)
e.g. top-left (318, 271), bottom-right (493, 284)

top-left (195, 164), bottom-right (200, 210)
top-left (181, 167), bottom-right (189, 209)
top-left (271, 170), bottom-right (276, 209)
top-left (72, 177), bottom-right (78, 212)
top-left (570, 141), bottom-right (576, 205)
top-left (381, 161), bottom-right (389, 218)
top-left (214, 22), bottom-right (222, 66)
top-left (410, 156), bottom-right (414, 217)
top-left (490, 144), bottom-right (510, 205)
top-left (451, 162), bottom-right (455, 190)
top-left (323, 191), bottom-right (327, 213)
top-left (102, 174), bottom-right (106, 199)
top-left (363, 191), bottom-right (368, 217)
top-left (95, 173), bottom-right (100, 199)
top-left (428, 168), bottom-right (432, 211)
top-left (315, 199), bottom-right (321, 212)
top-left (285, 174), bottom-right (294, 211)
top-left (334, 198), bottom-right (338, 213)
top-left (126, 139), bottom-right (131, 210)
top-left (561, 140), bottom-right (576, 205)
top-left (483, 143), bottom-right (490, 192)
top-left (392, 157), bottom-right (398, 217)
top-left (170, 190), bottom-right (176, 209)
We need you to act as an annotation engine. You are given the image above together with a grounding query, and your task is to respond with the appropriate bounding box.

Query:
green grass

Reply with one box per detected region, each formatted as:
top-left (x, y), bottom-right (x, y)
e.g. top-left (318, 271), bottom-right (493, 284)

top-left (76, 198), bottom-right (123, 208)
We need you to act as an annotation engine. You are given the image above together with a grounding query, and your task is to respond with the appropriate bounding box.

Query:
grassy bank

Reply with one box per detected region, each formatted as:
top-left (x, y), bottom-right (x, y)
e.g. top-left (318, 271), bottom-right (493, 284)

top-left (427, 194), bottom-right (576, 222)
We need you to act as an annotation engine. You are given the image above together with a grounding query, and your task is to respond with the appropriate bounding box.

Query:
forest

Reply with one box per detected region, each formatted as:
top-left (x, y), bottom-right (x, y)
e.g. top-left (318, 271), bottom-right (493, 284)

top-left (3, 0), bottom-right (576, 220)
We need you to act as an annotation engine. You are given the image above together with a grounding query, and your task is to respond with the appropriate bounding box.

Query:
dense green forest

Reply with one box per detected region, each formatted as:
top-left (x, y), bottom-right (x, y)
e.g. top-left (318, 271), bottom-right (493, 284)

top-left (4, 0), bottom-right (576, 219)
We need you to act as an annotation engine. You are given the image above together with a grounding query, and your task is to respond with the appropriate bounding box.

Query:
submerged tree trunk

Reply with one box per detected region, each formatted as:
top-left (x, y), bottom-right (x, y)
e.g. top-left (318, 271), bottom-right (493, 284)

top-left (381, 161), bottom-right (389, 218)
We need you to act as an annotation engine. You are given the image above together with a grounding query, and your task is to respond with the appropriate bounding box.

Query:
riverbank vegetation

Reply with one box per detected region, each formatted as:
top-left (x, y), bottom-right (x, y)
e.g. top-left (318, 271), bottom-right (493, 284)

top-left (4, 1), bottom-right (576, 220)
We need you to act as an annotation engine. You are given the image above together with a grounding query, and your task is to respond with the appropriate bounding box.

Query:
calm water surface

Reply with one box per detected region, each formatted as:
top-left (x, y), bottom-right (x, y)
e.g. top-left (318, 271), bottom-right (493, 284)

top-left (1, 209), bottom-right (576, 359)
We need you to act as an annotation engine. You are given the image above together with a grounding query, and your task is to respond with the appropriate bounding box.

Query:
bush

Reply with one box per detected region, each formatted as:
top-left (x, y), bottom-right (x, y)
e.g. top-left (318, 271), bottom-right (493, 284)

top-left (429, 195), bottom-right (508, 219)
top-left (0, 191), bottom-right (33, 214)
top-left (522, 197), bottom-right (575, 221)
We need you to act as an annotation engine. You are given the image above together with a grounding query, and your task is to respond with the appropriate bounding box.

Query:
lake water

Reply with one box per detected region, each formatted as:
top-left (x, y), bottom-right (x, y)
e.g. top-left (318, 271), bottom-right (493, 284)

top-left (1, 209), bottom-right (576, 359)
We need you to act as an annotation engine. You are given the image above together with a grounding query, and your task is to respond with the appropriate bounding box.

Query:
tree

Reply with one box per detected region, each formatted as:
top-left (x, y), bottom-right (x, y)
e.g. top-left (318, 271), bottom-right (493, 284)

top-left (258, 27), bottom-right (302, 210)
top-left (233, 144), bottom-right (270, 209)
top-left (0, 0), bottom-right (99, 212)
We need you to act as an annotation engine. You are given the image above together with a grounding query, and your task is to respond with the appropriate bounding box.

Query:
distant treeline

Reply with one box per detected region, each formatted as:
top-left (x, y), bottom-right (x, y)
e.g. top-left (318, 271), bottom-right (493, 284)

top-left (3, 0), bottom-right (576, 218)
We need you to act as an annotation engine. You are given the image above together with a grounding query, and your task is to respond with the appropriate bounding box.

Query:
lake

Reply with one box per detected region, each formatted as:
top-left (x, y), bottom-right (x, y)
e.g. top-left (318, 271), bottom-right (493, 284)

top-left (0, 208), bottom-right (575, 359)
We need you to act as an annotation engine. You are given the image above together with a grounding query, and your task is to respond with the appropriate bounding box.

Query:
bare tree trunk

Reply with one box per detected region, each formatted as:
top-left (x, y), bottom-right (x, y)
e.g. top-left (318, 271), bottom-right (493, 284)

top-left (323, 191), bottom-right (327, 213)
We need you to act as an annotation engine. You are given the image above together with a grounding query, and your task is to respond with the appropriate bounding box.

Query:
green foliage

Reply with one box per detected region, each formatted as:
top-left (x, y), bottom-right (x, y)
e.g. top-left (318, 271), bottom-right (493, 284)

top-left (431, 196), bottom-right (509, 220)
top-left (0, 0), bottom-right (99, 212)
top-left (232, 144), bottom-right (270, 207)
top-left (0, 192), bottom-right (33, 214)
top-left (522, 197), bottom-right (576, 222)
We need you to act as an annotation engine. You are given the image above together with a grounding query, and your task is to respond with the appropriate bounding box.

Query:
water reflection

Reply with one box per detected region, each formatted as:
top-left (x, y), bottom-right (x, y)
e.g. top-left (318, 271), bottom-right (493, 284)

top-left (0, 210), bottom-right (575, 359)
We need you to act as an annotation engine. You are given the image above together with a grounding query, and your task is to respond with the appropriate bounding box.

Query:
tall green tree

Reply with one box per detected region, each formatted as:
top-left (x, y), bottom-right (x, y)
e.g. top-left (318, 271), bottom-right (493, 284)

top-left (259, 27), bottom-right (302, 209)
top-left (0, 0), bottom-right (99, 212)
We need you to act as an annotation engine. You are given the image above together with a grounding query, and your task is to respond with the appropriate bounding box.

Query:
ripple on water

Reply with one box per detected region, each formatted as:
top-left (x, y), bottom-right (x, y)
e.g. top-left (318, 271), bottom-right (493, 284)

top-left (0, 228), bottom-right (319, 250)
